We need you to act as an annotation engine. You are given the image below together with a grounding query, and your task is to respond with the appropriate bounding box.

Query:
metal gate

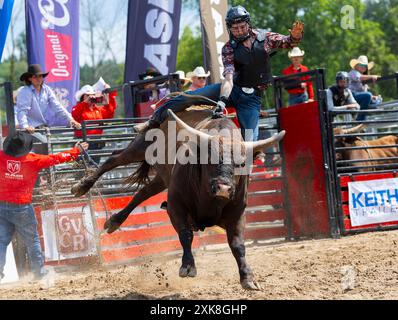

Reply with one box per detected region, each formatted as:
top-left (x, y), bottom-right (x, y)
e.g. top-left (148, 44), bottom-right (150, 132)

top-left (326, 73), bottom-right (398, 235)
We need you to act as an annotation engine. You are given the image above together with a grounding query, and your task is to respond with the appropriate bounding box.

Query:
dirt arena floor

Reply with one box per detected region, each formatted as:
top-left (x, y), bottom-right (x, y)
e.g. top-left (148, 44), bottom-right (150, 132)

top-left (1, 230), bottom-right (398, 300)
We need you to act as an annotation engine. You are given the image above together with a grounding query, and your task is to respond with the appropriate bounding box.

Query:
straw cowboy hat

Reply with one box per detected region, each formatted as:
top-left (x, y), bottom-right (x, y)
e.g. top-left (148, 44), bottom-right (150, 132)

top-left (350, 55), bottom-right (375, 70)
top-left (75, 85), bottom-right (96, 102)
top-left (3, 131), bottom-right (34, 157)
top-left (288, 47), bottom-right (305, 58)
top-left (20, 64), bottom-right (49, 82)
top-left (174, 70), bottom-right (192, 86)
top-left (187, 66), bottom-right (211, 79)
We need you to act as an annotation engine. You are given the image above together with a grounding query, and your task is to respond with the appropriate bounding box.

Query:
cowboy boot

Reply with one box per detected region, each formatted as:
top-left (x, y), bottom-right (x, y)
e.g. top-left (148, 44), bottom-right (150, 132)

top-left (133, 119), bottom-right (160, 133)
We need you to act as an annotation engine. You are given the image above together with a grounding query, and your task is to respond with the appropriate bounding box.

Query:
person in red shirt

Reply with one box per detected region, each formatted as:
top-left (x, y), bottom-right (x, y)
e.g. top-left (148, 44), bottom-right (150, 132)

top-left (0, 131), bottom-right (88, 282)
top-left (282, 47), bottom-right (314, 106)
top-left (72, 83), bottom-right (118, 164)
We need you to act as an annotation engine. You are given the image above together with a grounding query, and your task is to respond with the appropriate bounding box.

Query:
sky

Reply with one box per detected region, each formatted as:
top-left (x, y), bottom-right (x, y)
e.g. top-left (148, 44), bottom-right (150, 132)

top-left (3, 0), bottom-right (201, 65)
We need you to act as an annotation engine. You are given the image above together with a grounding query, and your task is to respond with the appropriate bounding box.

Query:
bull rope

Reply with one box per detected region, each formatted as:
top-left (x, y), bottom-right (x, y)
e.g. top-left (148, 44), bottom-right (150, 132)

top-left (150, 92), bottom-right (230, 117)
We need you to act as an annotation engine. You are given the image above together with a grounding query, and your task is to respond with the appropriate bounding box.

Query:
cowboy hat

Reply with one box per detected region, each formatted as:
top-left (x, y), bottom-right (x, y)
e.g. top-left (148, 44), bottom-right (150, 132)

top-left (3, 131), bottom-right (33, 157)
top-left (174, 70), bottom-right (191, 86)
top-left (350, 55), bottom-right (375, 70)
top-left (20, 64), bottom-right (49, 82)
top-left (187, 66), bottom-right (211, 78)
top-left (75, 85), bottom-right (97, 102)
top-left (139, 67), bottom-right (162, 80)
top-left (288, 47), bottom-right (305, 58)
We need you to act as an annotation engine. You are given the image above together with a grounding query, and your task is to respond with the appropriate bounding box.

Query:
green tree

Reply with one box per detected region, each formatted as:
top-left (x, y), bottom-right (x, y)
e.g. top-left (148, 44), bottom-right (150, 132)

top-left (176, 27), bottom-right (204, 74)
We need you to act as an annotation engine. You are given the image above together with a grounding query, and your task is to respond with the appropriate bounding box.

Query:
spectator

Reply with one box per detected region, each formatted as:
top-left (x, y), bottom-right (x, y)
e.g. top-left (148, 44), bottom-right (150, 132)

top-left (186, 66), bottom-right (211, 91)
top-left (348, 55), bottom-right (382, 121)
top-left (15, 64), bottom-right (81, 154)
top-left (15, 64), bottom-right (81, 134)
top-left (282, 47), bottom-right (314, 105)
top-left (138, 67), bottom-right (168, 103)
top-left (72, 82), bottom-right (118, 164)
top-left (174, 70), bottom-right (192, 91)
top-left (327, 71), bottom-right (360, 112)
top-left (0, 131), bottom-right (88, 282)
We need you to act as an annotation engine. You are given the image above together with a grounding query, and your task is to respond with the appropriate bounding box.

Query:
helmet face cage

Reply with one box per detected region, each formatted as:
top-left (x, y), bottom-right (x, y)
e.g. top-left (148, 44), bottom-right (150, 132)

top-left (226, 6), bottom-right (251, 28)
top-left (226, 6), bottom-right (251, 42)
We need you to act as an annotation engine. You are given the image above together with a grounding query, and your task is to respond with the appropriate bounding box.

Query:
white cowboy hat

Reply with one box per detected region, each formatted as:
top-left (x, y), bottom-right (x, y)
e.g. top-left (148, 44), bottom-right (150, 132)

top-left (174, 70), bottom-right (191, 85)
top-left (188, 66), bottom-right (211, 78)
top-left (288, 47), bottom-right (305, 58)
top-left (350, 55), bottom-right (375, 70)
top-left (75, 84), bottom-right (96, 102)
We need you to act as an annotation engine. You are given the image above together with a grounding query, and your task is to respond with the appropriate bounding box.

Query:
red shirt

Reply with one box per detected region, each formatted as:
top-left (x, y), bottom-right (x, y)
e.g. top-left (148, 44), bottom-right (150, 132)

top-left (282, 64), bottom-right (314, 100)
top-left (0, 147), bottom-right (81, 204)
top-left (72, 91), bottom-right (118, 138)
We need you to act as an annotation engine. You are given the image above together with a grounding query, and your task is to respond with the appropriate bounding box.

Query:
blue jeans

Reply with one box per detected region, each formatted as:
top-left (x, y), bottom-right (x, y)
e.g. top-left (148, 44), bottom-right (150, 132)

top-left (352, 92), bottom-right (373, 121)
top-left (0, 202), bottom-right (44, 276)
top-left (288, 92), bottom-right (308, 106)
top-left (152, 83), bottom-right (261, 141)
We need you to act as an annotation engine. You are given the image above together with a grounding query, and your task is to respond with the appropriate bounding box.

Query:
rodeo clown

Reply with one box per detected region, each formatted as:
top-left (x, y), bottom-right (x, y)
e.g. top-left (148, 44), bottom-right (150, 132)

top-left (134, 5), bottom-right (304, 141)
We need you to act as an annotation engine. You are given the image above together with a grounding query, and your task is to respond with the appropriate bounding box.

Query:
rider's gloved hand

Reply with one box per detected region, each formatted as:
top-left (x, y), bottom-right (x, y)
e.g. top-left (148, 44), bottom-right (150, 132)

top-left (212, 96), bottom-right (228, 119)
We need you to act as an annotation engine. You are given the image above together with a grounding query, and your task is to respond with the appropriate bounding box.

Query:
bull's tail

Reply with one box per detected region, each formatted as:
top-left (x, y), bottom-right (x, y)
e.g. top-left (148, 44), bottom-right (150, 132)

top-left (124, 161), bottom-right (152, 189)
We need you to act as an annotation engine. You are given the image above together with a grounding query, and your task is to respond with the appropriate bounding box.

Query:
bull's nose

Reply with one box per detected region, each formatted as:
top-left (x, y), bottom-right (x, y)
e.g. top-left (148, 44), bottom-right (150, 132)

top-left (214, 183), bottom-right (232, 198)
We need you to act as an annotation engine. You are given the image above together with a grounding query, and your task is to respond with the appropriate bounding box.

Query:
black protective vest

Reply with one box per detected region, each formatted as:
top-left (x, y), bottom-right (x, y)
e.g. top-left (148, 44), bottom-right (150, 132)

top-left (329, 85), bottom-right (350, 106)
top-left (231, 29), bottom-right (272, 88)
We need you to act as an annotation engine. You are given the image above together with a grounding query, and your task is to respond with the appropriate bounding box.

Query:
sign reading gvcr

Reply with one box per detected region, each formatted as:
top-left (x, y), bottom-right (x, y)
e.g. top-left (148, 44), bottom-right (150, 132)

top-left (57, 213), bottom-right (88, 255)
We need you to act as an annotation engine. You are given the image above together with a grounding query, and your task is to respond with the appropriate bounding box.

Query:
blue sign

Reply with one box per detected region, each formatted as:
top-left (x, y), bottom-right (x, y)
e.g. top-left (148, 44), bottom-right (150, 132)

top-left (0, 0), bottom-right (15, 61)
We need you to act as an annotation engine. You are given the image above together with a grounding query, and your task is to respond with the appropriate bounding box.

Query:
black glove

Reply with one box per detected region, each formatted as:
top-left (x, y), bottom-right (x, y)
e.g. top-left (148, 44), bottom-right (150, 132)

top-left (212, 96), bottom-right (228, 119)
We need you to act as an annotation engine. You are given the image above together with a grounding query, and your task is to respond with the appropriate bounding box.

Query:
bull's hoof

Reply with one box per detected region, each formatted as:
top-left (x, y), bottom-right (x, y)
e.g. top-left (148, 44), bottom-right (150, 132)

top-left (71, 180), bottom-right (92, 197)
top-left (179, 265), bottom-right (197, 278)
top-left (241, 279), bottom-right (262, 291)
top-left (104, 218), bottom-right (121, 234)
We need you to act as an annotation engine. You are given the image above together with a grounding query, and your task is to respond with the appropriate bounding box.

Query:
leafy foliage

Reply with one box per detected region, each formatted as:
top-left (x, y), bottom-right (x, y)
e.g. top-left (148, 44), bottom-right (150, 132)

top-left (176, 27), bottom-right (204, 74)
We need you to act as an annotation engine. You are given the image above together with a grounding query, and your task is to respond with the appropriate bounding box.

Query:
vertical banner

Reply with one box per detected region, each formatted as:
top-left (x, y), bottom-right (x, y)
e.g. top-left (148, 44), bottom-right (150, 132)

top-left (199, 0), bottom-right (229, 84)
top-left (25, 0), bottom-right (79, 126)
top-left (124, 0), bottom-right (182, 116)
top-left (0, 0), bottom-right (15, 61)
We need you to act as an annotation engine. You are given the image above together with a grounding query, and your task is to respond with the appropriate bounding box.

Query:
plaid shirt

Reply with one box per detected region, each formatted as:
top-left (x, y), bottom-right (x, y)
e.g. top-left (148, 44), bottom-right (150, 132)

top-left (222, 29), bottom-right (302, 78)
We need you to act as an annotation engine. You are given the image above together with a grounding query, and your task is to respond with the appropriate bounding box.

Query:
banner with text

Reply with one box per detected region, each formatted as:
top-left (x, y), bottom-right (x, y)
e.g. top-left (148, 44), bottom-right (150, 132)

top-left (0, 0), bottom-right (15, 61)
top-left (124, 0), bottom-right (182, 116)
top-left (348, 178), bottom-right (398, 227)
top-left (25, 0), bottom-right (79, 126)
top-left (199, 0), bottom-right (228, 84)
top-left (41, 206), bottom-right (97, 261)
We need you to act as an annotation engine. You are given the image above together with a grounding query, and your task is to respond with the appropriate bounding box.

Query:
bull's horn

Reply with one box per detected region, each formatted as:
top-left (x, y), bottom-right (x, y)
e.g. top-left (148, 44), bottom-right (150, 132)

top-left (342, 124), bottom-right (368, 134)
top-left (167, 109), bottom-right (212, 141)
top-left (244, 130), bottom-right (286, 155)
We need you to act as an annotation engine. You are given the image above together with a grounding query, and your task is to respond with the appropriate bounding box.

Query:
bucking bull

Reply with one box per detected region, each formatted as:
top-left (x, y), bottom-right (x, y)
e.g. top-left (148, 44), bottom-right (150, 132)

top-left (71, 107), bottom-right (285, 290)
top-left (334, 124), bottom-right (398, 172)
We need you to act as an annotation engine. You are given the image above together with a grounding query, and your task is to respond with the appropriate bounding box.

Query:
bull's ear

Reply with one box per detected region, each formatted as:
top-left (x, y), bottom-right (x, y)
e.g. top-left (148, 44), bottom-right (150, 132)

top-left (244, 130), bottom-right (286, 155)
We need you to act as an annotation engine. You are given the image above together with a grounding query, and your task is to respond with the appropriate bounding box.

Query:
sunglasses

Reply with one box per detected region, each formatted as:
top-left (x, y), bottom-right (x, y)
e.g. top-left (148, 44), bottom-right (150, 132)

top-left (197, 77), bottom-right (207, 80)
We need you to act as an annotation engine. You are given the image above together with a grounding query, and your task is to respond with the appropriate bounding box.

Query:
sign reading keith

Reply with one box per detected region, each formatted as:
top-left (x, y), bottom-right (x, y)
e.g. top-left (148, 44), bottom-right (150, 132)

top-left (348, 178), bottom-right (398, 227)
